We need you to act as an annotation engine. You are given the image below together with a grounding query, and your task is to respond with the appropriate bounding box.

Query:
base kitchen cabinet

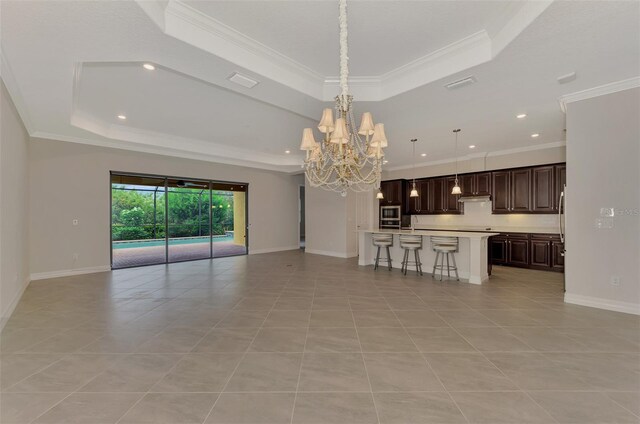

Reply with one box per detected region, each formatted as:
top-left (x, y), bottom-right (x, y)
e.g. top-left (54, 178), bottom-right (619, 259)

top-left (491, 232), bottom-right (563, 272)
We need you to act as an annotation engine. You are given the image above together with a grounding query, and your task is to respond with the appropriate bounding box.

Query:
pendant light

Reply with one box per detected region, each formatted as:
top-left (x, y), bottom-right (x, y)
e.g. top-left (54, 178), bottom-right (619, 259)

top-left (451, 129), bottom-right (462, 195)
top-left (376, 189), bottom-right (384, 199)
top-left (410, 138), bottom-right (419, 197)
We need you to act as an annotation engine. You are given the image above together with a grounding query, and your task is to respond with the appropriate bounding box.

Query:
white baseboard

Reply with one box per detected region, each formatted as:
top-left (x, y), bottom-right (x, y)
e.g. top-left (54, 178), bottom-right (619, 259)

top-left (0, 278), bottom-right (30, 332)
top-left (249, 246), bottom-right (300, 255)
top-left (305, 249), bottom-right (356, 259)
top-left (564, 293), bottom-right (640, 315)
top-left (30, 265), bottom-right (111, 281)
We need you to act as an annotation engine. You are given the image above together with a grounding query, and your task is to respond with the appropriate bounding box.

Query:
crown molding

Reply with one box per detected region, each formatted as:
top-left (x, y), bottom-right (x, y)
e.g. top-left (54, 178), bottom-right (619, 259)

top-left (155, 0), bottom-right (326, 99)
top-left (31, 130), bottom-right (303, 174)
top-left (558, 76), bottom-right (640, 112)
top-left (1, 48), bottom-right (35, 133)
top-left (384, 141), bottom-right (566, 172)
top-left (138, 0), bottom-right (552, 102)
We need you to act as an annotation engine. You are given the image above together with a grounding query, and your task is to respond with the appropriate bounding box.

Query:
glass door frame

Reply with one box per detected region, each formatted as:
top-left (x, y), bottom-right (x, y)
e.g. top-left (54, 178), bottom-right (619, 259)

top-left (110, 171), bottom-right (249, 269)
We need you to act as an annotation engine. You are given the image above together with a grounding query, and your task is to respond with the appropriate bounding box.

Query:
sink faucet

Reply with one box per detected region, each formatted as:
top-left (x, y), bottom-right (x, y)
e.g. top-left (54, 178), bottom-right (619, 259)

top-left (411, 215), bottom-right (417, 231)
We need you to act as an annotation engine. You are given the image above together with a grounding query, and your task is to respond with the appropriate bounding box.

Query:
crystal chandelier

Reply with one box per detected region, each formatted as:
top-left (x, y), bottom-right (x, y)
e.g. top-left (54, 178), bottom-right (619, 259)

top-left (299, 0), bottom-right (387, 197)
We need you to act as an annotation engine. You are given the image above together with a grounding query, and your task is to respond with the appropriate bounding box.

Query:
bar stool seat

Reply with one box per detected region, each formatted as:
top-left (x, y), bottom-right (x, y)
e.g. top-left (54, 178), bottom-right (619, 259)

top-left (431, 236), bottom-right (459, 281)
top-left (372, 233), bottom-right (393, 271)
top-left (399, 235), bottom-right (423, 275)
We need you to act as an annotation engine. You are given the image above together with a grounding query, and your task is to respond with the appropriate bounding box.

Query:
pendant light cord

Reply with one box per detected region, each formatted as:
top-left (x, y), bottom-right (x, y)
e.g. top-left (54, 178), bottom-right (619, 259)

top-left (453, 129), bottom-right (461, 181)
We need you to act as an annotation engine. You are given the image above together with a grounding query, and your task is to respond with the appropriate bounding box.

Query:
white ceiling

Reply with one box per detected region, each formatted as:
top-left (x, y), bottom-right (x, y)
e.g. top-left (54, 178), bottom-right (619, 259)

top-left (184, 0), bottom-right (524, 76)
top-left (2, 0), bottom-right (639, 172)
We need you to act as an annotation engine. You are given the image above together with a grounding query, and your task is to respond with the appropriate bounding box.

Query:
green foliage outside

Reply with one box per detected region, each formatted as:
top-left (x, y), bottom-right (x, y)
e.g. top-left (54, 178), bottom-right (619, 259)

top-left (111, 185), bottom-right (235, 241)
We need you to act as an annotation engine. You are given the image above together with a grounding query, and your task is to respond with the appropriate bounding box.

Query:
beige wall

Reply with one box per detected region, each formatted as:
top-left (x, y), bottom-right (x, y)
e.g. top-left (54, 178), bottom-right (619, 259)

top-left (565, 87), bottom-right (640, 314)
top-left (0, 81), bottom-right (30, 328)
top-left (29, 139), bottom-right (302, 276)
top-left (305, 183), bottom-right (359, 258)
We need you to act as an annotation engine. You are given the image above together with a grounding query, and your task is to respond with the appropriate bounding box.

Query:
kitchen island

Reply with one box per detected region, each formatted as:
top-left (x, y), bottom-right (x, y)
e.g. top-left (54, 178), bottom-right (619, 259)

top-left (358, 228), bottom-right (499, 284)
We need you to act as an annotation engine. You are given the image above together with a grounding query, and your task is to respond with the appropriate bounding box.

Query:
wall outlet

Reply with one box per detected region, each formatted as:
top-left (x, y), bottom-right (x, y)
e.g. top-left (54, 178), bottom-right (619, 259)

top-left (72, 253), bottom-right (79, 261)
top-left (610, 276), bottom-right (621, 286)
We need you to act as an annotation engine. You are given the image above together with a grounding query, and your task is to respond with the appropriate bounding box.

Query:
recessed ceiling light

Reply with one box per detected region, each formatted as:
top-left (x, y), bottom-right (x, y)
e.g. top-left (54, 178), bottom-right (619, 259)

top-left (117, 115), bottom-right (127, 120)
top-left (468, 145), bottom-right (476, 149)
top-left (285, 150), bottom-right (291, 154)
top-left (383, 160), bottom-right (388, 164)
top-left (531, 133), bottom-right (540, 138)
top-left (420, 153), bottom-right (427, 157)
top-left (143, 63), bottom-right (155, 71)
top-left (516, 113), bottom-right (527, 119)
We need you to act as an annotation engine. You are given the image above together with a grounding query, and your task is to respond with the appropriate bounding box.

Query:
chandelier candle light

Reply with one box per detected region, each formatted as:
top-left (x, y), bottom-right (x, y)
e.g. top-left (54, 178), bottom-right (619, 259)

top-left (300, 0), bottom-right (388, 197)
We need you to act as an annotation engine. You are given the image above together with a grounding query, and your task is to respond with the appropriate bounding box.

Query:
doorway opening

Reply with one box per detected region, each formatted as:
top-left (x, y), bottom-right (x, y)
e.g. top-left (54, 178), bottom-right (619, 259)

top-left (110, 172), bottom-right (248, 269)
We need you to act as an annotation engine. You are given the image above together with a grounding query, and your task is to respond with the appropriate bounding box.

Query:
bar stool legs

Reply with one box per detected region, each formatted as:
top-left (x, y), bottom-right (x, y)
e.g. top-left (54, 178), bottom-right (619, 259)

top-left (432, 251), bottom-right (460, 281)
top-left (373, 244), bottom-right (393, 271)
top-left (401, 249), bottom-right (422, 275)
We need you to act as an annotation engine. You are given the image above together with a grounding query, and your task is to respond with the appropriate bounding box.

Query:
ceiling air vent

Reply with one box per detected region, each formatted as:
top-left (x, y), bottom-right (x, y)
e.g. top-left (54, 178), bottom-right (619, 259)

top-left (444, 76), bottom-right (477, 90)
top-left (228, 72), bottom-right (259, 89)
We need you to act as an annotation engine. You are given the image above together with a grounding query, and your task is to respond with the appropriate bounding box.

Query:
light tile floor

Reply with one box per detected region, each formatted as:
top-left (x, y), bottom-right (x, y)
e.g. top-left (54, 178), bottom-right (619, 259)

top-left (1, 250), bottom-right (639, 423)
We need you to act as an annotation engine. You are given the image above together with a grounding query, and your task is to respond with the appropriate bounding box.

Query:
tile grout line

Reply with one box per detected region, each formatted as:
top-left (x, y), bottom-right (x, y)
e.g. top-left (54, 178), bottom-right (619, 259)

top-left (289, 272), bottom-right (316, 424)
top-left (200, 272), bottom-right (291, 424)
top-left (349, 290), bottom-right (382, 424)
top-left (385, 288), bottom-right (472, 424)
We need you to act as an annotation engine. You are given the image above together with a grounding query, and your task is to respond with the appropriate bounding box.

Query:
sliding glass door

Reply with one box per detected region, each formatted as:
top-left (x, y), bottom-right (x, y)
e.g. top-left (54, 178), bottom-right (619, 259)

top-left (111, 172), bottom-right (247, 269)
top-left (167, 179), bottom-right (212, 262)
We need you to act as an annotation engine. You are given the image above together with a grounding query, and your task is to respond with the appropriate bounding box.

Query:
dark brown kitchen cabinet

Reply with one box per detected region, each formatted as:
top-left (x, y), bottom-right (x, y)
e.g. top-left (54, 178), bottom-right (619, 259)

top-left (406, 179), bottom-right (432, 214)
top-left (432, 178), bottom-right (446, 213)
top-left (490, 237), bottom-right (508, 265)
top-left (510, 169), bottom-right (532, 212)
top-left (445, 177), bottom-right (463, 213)
top-left (551, 241), bottom-right (565, 271)
top-left (530, 237), bottom-right (552, 269)
top-left (491, 171), bottom-right (511, 213)
top-left (380, 180), bottom-right (404, 205)
top-left (492, 233), bottom-right (563, 272)
top-left (492, 169), bottom-right (531, 213)
top-left (532, 166), bottom-right (555, 212)
top-left (461, 172), bottom-right (491, 196)
top-left (430, 177), bottom-right (462, 214)
top-left (507, 235), bottom-right (530, 267)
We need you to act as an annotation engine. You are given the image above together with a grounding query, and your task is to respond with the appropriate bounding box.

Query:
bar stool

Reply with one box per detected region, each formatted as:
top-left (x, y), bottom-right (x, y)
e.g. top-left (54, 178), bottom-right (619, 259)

top-left (399, 235), bottom-right (423, 275)
top-left (431, 236), bottom-right (459, 281)
top-left (372, 233), bottom-right (393, 271)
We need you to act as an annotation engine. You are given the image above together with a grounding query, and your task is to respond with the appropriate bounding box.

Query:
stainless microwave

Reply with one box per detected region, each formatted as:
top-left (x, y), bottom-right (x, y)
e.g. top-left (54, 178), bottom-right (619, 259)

top-left (380, 205), bottom-right (401, 228)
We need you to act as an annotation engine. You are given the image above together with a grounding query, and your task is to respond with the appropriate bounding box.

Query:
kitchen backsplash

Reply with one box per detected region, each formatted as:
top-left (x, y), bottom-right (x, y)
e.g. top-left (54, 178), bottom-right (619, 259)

top-left (412, 201), bottom-right (559, 229)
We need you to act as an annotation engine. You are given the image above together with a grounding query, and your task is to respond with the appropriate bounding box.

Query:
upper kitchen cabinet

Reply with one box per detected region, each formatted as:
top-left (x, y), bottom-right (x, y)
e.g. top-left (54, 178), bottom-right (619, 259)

top-left (431, 177), bottom-right (462, 214)
top-left (492, 168), bottom-right (531, 213)
top-left (461, 172), bottom-right (491, 196)
top-left (406, 179), bottom-right (432, 214)
top-left (491, 171), bottom-right (511, 213)
top-left (445, 177), bottom-right (463, 214)
top-left (379, 180), bottom-right (404, 205)
top-left (532, 166), bottom-right (555, 212)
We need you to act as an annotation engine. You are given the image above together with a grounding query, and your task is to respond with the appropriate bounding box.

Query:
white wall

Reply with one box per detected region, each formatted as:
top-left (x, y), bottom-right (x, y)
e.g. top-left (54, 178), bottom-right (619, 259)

top-left (565, 87), bottom-right (640, 314)
top-left (0, 81), bottom-right (30, 328)
top-left (29, 138), bottom-right (302, 277)
top-left (304, 182), bottom-right (359, 258)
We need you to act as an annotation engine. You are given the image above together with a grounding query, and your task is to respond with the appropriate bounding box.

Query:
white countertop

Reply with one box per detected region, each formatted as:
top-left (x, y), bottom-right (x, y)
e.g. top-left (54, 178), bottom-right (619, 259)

top-left (411, 225), bottom-right (559, 234)
top-left (358, 228), bottom-right (500, 238)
